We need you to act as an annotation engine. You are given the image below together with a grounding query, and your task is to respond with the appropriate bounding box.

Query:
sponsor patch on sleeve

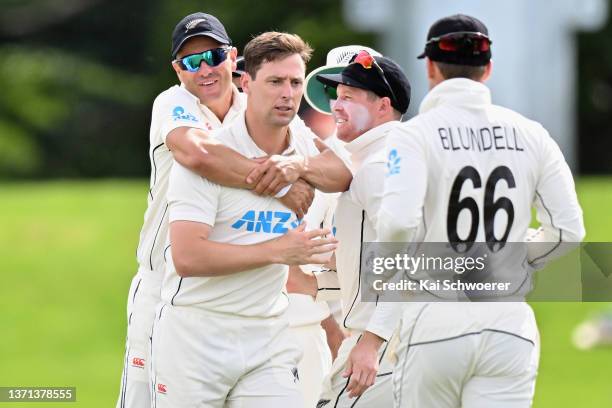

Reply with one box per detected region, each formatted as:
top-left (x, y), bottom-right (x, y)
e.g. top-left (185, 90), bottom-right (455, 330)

top-left (172, 106), bottom-right (198, 122)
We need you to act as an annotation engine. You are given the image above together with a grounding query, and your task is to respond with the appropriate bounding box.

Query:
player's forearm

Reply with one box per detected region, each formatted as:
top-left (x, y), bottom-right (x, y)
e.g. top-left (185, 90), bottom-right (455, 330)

top-left (529, 156), bottom-right (585, 266)
top-left (529, 141), bottom-right (586, 264)
top-left (172, 239), bottom-right (280, 277)
top-left (525, 224), bottom-right (584, 268)
top-left (188, 137), bottom-right (258, 189)
top-left (170, 221), bottom-right (336, 277)
top-left (321, 314), bottom-right (345, 360)
top-left (301, 149), bottom-right (352, 193)
top-left (170, 128), bottom-right (257, 189)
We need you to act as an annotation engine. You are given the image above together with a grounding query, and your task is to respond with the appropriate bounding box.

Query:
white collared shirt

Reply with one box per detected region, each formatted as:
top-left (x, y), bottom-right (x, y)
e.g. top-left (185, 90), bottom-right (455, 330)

top-left (379, 78), bottom-right (584, 253)
top-left (162, 112), bottom-right (329, 318)
top-left (373, 78), bottom-right (584, 343)
top-left (314, 121), bottom-right (401, 340)
top-left (136, 85), bottom-right (245, 274)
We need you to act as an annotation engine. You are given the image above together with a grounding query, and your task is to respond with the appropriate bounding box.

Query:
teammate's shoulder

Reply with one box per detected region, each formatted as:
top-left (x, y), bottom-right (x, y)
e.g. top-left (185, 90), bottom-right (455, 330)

top-left (153, 85), bottom-right (195, 105)
top-left (489, 104), bottom-right (545, 128)
top-left (398, 110), bottom-right (438, 132)
top-left (489, 104), bottom-right (553, 145)
top-left (386, 114), bottom-right (431, 144)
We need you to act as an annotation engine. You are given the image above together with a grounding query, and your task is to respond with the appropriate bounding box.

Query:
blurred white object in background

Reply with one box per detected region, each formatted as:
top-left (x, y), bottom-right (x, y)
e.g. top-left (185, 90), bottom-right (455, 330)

top-left (344, 0), bottom-right (609, 171)
top-left (572, 312), bottom-right (612, 350)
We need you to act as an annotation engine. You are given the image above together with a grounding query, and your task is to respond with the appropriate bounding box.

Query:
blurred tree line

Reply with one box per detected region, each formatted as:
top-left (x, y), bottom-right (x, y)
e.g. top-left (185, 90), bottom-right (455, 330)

top-left (577, 6), bottom-right (612, 174)
top-left (0, 0), bottom-right (610, 178)
top-left (0, 0), bottom-right (374, 179)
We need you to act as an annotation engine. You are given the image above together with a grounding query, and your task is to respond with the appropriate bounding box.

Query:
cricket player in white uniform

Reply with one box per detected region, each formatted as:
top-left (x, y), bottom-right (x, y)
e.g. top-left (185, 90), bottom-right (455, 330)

top-left (282, 46), bottom-right (386, 407)
top-left (303, 44), bottom-right (382, 171)
top-left (238, 57), bottom-right (345, 408)
top-left (117, 13), bottom-right (351, 408)
top-left (375, 15), bottom-right (586, 407)
top-left (150, 32), bottom-right (343, 408)
top-left (289, 51), bottom-right (412, 407)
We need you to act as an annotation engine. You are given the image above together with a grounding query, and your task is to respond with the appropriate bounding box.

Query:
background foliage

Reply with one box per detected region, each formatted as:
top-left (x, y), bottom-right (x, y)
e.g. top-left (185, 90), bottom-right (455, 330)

top-left (1, 0), bottom-right (611, 177)
top-left (0, 0), bottom-right (374, 178)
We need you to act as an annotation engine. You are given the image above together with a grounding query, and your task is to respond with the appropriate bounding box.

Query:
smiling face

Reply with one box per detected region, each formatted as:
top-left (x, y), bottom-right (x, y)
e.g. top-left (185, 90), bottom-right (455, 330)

top-left (172, 36), bottom-right (237, 106)
top-left (242, 53), bottom-right (305, 128)
top-left (332, 84), bottom-right (381, 142)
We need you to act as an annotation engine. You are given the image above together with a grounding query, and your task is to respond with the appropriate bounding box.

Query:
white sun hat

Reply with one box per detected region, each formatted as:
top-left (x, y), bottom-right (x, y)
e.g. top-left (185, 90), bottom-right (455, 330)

top-left (304, 45), bottom-right (381, 115)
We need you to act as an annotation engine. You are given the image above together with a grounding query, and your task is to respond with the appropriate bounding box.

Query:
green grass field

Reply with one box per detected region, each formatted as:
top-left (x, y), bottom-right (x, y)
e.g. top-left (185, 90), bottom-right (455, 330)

top-left (0, 178), bottom-right (610, 407)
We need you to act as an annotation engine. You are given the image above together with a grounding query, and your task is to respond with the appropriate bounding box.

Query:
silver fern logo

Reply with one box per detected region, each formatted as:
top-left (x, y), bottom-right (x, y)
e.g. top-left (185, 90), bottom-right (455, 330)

top-left (185, 18), bottom-right (206, 31)
top-left (386, 148), bottom-right (401, 176)
top-left (336, 50), bottom-right (358, 64)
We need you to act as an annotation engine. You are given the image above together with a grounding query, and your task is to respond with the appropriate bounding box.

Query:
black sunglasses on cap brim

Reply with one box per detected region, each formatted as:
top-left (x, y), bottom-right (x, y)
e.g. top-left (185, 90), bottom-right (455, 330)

top-left (425, 31), bottom-right (491, 54)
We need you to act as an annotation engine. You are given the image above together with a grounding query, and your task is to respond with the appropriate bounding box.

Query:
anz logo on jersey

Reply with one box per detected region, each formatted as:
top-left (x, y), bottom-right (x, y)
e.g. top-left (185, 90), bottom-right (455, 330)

top-left (231, 211), bottom-right (301, 233)
top-left (386, 148), bottom-right (401, 176)
top-left (172, 106), bottom-right (198, 122)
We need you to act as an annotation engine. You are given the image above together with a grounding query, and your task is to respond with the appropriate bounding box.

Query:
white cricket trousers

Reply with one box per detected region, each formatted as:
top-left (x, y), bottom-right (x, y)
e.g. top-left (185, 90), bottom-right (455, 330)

top-left (289, 324), bottom-right (332, 407)
top-left (150, 303), bottom-right (302, 408)
top-left (117, 268), bottom-right (162, 408)
top-left (317, 332), bottom-right (394, 408)
top-left (393, 327), bottom-right (540, 408)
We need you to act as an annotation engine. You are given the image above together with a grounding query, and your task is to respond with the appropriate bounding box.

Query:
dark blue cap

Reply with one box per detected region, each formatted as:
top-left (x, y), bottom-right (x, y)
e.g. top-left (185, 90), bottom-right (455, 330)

top-left (171, 12), bottom-right (231, 58)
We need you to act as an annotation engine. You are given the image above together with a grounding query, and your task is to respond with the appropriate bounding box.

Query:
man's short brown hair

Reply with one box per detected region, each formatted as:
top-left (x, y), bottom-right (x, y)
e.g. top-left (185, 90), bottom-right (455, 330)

top-left (243, 32), bottom-right (313, 79)
top-left (434, 61), bottom-right (487, 81)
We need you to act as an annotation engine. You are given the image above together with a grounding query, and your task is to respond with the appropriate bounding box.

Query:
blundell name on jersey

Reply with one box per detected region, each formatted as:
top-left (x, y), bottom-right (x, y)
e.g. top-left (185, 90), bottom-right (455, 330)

top-left (438, 126), bottom-right (524, 152)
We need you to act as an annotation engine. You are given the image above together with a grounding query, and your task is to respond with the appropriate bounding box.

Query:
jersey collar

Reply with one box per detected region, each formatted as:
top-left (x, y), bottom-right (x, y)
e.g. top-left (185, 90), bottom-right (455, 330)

top-left (345, 120), bottom-right (400, 169)
top-left (178, 83), bottom-right (245, 127)
top-left (229, 111), bottom-right (297, 158)
top-left (419, 78), bottom-right (492, 114)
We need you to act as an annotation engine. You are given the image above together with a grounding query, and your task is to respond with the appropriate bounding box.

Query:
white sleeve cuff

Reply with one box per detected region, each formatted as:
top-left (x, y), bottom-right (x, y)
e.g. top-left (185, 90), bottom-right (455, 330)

top-left (275, 183), bottom-right (293, 198)
top-left (314, 268), bottom-right (341, 302)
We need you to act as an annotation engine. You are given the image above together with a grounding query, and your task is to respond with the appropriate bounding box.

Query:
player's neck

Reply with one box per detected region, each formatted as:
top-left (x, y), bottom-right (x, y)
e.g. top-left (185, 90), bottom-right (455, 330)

top-left (244, 110), bottom-right (289, 155)
top-left (206, 89), bottom-right (233, 123)
top-left (371, 115), bottom-right (396, 130)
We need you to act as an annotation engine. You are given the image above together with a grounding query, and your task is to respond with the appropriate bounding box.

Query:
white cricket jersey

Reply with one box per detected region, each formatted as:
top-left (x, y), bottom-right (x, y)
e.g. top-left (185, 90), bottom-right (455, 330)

top-left (136, 84), bottom-right (245, 274)
top-left (314, 121), bottom-right (401, 341)
top-left (375, 78), bottom-right (584, 342)
top-left (162, 112), bottom-right (325, 318)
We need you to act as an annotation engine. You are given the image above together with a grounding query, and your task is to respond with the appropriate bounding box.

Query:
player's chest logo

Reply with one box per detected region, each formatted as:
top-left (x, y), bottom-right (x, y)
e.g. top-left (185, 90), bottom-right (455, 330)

top-left (231, 210), bottom-right (300, 233)
top-left (131, 357), bottom-right (145, 368)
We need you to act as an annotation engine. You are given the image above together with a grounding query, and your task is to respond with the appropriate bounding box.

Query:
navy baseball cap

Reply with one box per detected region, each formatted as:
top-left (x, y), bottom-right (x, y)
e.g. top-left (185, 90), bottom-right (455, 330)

top-left (316, 55), bottom-right (411, 114)
top-left (417, 14), bottom-right (492, 66)
top-left (171, 12), bottom-right (232, 58)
